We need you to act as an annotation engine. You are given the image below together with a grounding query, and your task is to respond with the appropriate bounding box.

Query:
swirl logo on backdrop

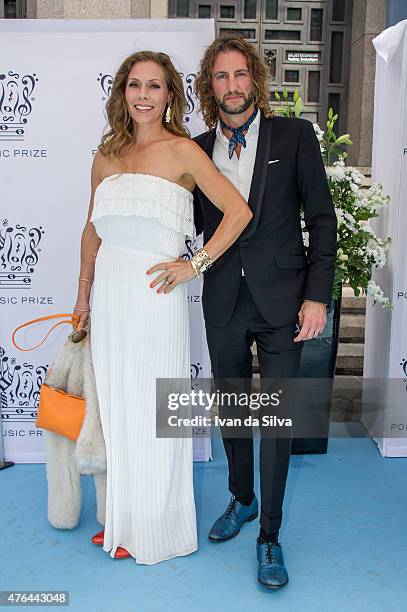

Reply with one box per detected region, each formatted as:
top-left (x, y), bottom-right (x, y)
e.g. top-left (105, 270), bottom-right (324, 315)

top-left (181, 238), bottom-right (199, 261)
top-left (0, 345), bottom-right (47, 425)
top-left (191, 362), bottom-right (203, 389)
top-left (178, 72), bottom-right (196, 123)
top-left (0, 219), bottom-right (44, 290)
top-left (97, 73), bottom-right (113, 101)
top-left (96, 71), bottom-right (197, 123)
top-left (401, 357), bottom-right (407, 392)
top-left (181, 238), bottom-right (202, 304)
top-left (0, 71), bottom-right (39, 142)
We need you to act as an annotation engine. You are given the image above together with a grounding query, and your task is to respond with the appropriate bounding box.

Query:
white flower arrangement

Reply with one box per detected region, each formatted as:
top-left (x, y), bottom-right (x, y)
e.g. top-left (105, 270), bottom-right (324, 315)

top-left (366, 280), bottom-right (392, 309)
top-left (322, 151), bottom-right (391, 307)
top-left (312, 110), bottom-right (391, 308)
top-left (273, 95), bottom-right (392, 308)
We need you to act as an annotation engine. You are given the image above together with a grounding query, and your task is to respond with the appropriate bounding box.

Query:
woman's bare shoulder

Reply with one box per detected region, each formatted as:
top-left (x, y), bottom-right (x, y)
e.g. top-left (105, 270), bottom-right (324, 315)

top-left (168, 137), bottom-right (206, 162)
top-left (92, 150), bottom-right (118, 182)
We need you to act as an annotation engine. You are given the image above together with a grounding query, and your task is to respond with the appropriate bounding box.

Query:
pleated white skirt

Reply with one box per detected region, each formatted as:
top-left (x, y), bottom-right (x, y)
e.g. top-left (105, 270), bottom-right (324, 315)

top-left (91, 240), bottom-right (197, 564)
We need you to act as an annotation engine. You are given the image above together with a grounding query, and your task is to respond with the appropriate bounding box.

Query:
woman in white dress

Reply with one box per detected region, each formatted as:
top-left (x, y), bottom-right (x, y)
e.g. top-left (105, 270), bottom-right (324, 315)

top-left (73, 51), bottom-right (252, 564)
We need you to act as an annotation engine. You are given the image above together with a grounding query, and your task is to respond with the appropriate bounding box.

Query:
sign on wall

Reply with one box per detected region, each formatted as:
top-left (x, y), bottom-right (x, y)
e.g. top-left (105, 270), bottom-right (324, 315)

top-left (362, 20), bottom-right (407, 457)
top-left (0, 19), bottom-right (214, 463)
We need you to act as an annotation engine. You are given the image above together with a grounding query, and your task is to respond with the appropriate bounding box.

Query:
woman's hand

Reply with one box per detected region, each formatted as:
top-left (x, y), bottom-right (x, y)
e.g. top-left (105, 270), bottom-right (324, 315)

top-left (147, 258), bottom-right (197, 293)
top-left (72, 305), bottom-right (90, 330)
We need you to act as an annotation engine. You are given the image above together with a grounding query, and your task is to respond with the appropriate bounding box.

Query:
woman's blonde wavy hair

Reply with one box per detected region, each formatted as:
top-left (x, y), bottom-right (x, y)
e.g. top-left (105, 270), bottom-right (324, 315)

top-left (195, 34), bottom-right (273, 129)
top-left (98, 51), bottom-right (189, 161)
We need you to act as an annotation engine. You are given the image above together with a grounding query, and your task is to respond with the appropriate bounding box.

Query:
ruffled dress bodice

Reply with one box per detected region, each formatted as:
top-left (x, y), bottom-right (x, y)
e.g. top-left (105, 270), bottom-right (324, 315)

top-left (91, 173), bottom-right (195, 258)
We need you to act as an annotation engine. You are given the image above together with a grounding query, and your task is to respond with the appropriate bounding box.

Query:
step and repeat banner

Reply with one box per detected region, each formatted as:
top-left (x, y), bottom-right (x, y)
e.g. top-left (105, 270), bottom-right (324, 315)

top-left (0, 19), bottom-right (214, 463)
top-left (362, 20), bottom-right (407, 457)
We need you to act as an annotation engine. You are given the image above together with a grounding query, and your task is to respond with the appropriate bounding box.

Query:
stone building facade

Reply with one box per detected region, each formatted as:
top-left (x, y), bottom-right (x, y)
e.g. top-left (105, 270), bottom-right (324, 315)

top-left (1, 0), bottom-right (405, 165)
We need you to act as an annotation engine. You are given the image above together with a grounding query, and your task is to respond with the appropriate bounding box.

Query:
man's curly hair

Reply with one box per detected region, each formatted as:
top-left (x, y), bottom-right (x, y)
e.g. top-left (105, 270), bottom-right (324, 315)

top-left (195, 33), bottom-right (273, 129)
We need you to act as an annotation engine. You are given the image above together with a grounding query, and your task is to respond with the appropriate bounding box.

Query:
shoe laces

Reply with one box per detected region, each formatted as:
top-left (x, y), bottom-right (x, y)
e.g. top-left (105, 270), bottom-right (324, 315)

top-left (225, 495), bottom-right (237, 517)
top-left (265, 542), bottom-right (278, 564)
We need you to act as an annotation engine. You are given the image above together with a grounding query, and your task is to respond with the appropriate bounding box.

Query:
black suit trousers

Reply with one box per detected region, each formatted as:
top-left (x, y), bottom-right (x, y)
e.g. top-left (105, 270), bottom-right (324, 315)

top-left (205, 277), bottom-right (303, 535)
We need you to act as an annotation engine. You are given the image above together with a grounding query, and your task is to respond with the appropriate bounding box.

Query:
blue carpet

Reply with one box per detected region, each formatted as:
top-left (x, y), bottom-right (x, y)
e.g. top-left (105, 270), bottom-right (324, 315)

top-left (1, 433), bottom-right (406, 612)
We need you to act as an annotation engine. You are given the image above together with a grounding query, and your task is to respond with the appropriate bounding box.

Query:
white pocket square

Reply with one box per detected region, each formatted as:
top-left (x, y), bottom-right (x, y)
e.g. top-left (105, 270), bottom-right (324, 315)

top-left (268, 159), bottom-right (280, 164)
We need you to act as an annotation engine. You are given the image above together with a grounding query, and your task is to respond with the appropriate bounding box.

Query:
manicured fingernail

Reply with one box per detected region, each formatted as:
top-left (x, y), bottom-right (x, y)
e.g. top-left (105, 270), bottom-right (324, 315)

top-left (150, 283), bottom-right (153, 288)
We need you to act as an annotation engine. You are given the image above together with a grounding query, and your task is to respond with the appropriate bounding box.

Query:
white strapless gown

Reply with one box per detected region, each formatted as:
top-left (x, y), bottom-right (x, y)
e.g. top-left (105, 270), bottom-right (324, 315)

top-left (90, 173), bottom-right (197, 564)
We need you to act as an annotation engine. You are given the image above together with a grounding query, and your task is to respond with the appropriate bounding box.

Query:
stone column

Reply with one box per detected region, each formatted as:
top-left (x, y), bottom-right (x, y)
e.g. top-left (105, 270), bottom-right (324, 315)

top-left (35, 0), bottom-right (167, 19)
top-left (26, 0), bottom-right (38, 18)
top-left (149, 0), bottom-right (168, 18)
top-left (346, 0), bottom-right (387, 167)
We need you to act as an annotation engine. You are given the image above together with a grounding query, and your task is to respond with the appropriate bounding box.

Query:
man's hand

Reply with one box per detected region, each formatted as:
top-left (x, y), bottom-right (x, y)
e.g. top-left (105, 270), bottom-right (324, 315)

top-left (294, 301), bottom-right (327, 342)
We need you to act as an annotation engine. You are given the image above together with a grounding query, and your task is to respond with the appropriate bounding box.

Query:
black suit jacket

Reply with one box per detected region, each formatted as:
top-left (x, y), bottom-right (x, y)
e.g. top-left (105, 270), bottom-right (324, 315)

top-left (193, 114), bottom-right (337, 328)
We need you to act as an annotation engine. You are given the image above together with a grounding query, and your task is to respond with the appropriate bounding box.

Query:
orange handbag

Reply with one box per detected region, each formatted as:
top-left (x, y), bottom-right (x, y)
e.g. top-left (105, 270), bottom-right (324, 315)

top-left (36, 384), bottom-right (85, 442)
top-left (12, 313), bottom-right (87, 441)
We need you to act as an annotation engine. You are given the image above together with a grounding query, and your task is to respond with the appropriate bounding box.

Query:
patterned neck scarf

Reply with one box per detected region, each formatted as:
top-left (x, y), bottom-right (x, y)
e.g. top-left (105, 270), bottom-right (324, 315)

top-left (219, 107), bottom-right (259, 159)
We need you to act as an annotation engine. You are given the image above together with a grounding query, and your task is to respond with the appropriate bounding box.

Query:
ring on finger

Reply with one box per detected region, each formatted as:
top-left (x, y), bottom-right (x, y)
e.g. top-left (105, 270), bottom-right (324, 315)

top-left (313, 331), bottom-right (320, 337)
top-left (163, 279), bottom-right (171, 286)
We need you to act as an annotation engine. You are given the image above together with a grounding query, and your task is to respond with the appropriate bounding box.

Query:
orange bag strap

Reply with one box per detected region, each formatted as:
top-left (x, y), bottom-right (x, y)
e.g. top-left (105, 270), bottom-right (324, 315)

top-left (12, 313), bottom-right (80, 352)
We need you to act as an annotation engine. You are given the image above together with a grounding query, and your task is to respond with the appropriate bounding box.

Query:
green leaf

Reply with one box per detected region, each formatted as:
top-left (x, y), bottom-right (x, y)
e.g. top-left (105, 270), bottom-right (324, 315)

top-left (283, 90), bottom-right (288, 100)
top-left (274, 91), bottom-right (281, 101)
top-left (328, 107), bottom-right (333, 120)
top-left (293, 89), bottom-right (299, 102)
top-left (294, 97), bottom-right (302, 117)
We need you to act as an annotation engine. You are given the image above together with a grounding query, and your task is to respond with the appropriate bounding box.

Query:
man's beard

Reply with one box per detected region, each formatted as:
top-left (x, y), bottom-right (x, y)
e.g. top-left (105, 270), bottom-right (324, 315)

top-left (217, 91), bottom-right (255, 115)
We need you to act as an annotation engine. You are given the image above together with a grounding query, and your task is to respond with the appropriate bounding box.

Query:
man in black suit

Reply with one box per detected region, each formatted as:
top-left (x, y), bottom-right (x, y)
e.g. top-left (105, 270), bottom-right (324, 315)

top-left (193, 34), bottom-right (337, 589)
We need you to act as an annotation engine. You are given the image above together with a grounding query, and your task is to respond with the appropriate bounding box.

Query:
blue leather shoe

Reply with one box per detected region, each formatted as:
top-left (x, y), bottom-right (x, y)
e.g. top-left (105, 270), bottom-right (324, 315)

top-left (208, 495), bottom-right (258, 542)
top-left (257, 541), bottom-right (289, 589)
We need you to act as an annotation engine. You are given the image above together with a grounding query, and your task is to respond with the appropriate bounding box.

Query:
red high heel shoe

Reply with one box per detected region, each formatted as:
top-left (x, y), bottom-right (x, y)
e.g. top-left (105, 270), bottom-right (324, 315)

top-left (114, 547), bottom-right (131, 559)
top-left (91, 529), bottom-right (104, 546)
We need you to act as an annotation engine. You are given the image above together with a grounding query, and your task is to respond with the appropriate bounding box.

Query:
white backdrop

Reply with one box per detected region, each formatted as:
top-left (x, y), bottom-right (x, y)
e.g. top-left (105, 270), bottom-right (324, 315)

top-left (362, 20), bottom-right (407, 457)
top-left (0, 19), bottom-right (214, 463)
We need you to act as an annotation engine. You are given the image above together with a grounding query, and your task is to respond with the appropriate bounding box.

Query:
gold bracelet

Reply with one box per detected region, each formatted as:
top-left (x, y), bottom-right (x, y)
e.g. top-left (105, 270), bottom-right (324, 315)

top-left (190, 259), bottom-right (200, 278)
top-left (79, 277), bottom-right (94, 283)
top-left (191, 248), bottom-right (213, 275)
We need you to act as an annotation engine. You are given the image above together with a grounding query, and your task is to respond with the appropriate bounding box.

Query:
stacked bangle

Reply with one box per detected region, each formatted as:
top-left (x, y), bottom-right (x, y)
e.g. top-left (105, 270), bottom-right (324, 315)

top-left (79, 277), bottom-right (94, 283)
top-left (190, 248), bottom-right (213, 277)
